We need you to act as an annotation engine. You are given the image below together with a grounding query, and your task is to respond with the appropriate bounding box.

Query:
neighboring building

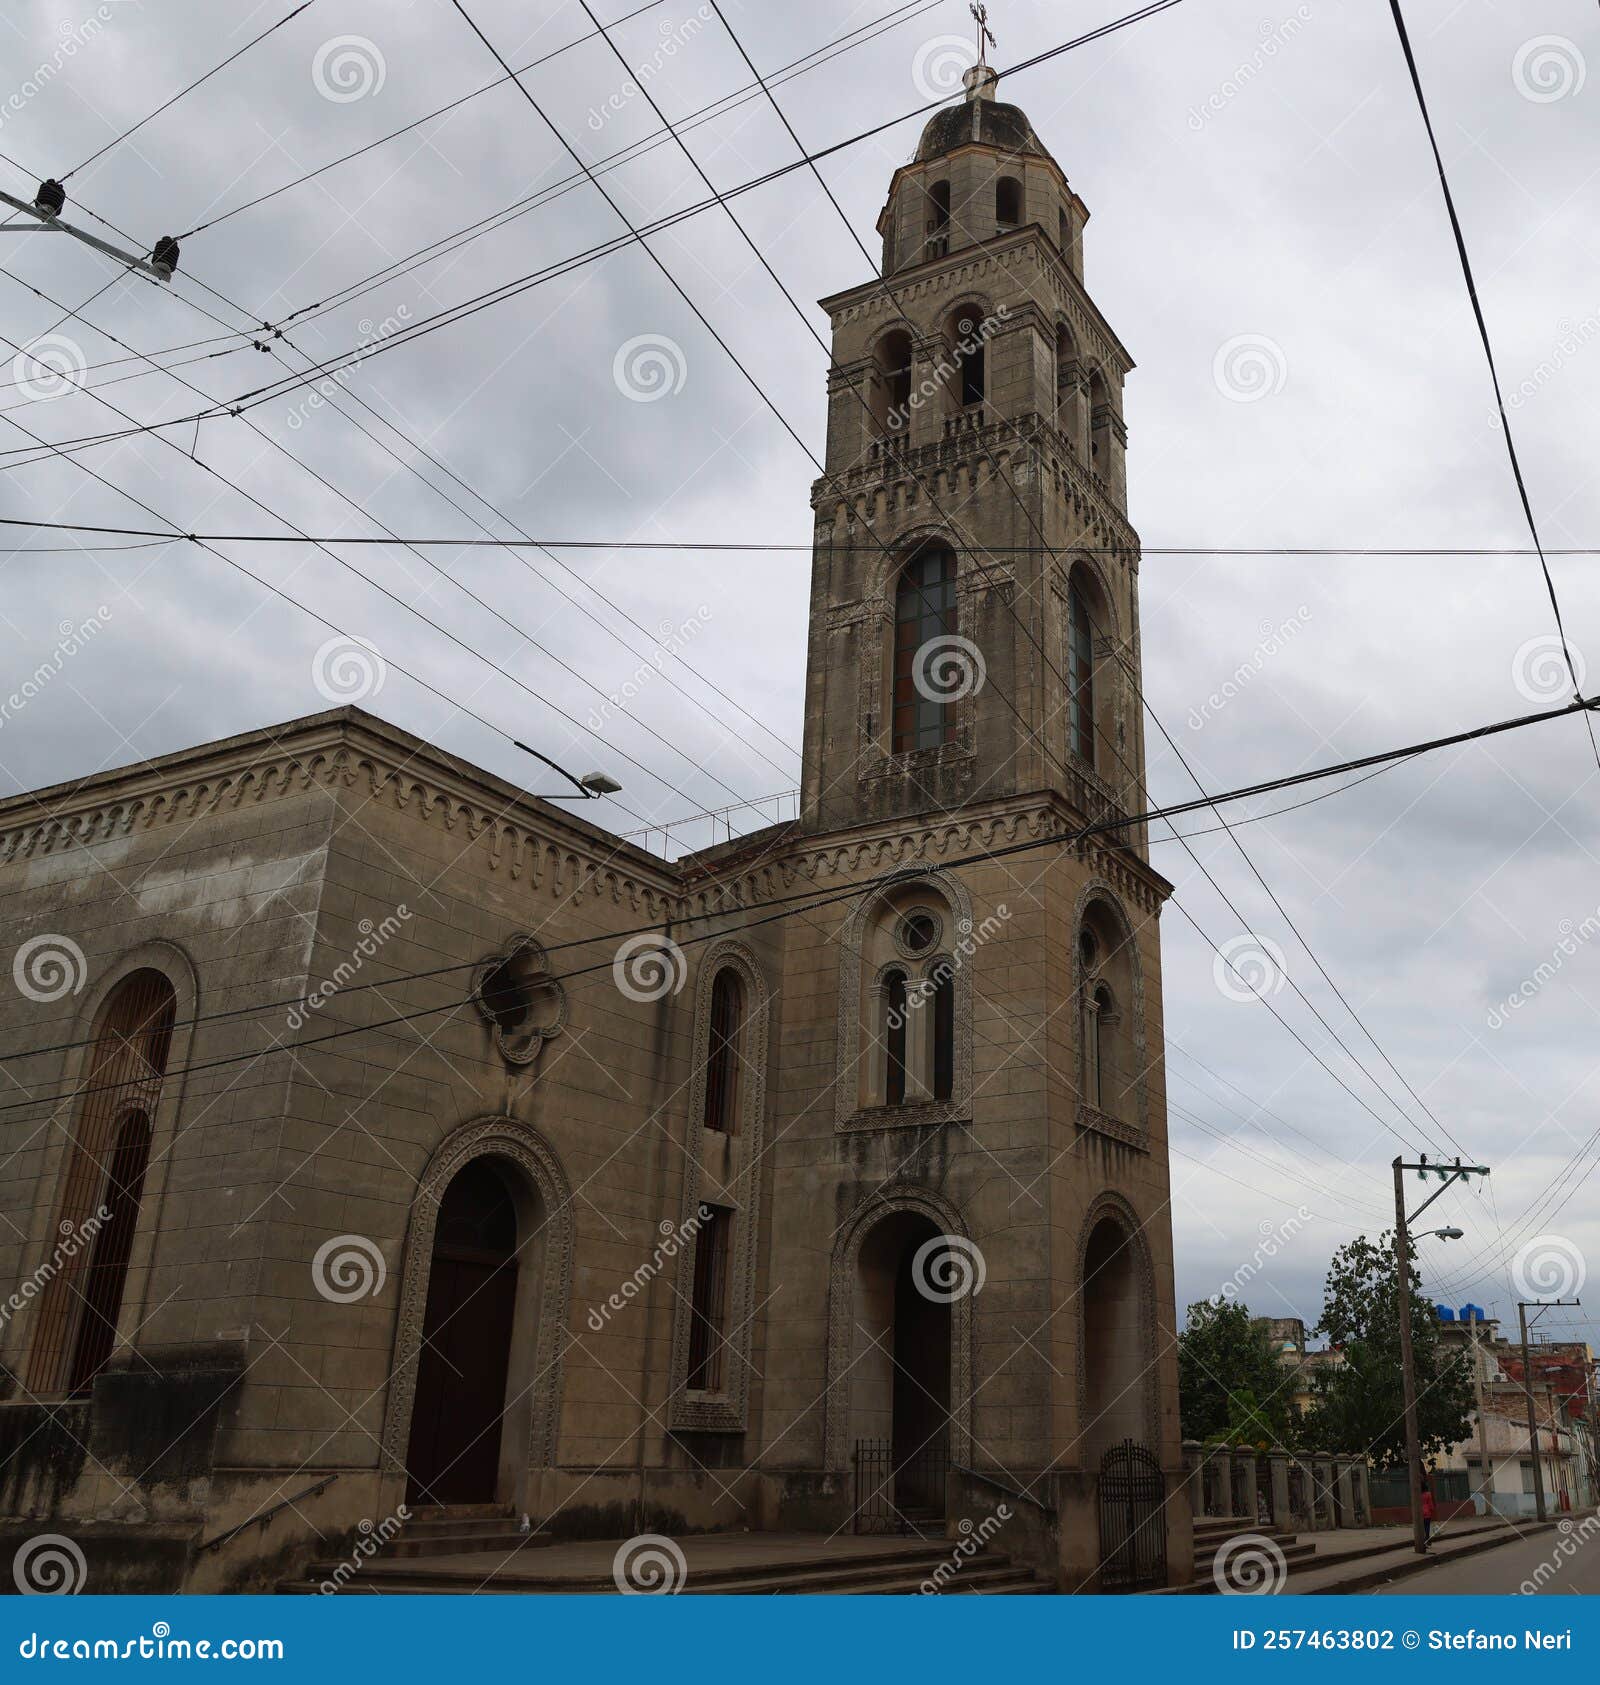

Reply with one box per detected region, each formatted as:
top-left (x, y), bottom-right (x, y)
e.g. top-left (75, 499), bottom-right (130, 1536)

top-left (0, 66), bottom-right (1186, 1591)
top-left (1252, 1315), bottom-right (1341, 1415)
top-left (1431, 1311), bottom-right (1595, 1517)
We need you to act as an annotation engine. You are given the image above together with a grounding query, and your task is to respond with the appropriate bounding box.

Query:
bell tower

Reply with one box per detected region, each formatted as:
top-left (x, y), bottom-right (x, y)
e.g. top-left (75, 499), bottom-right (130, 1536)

top-left (799, 67), bottom-right (1147, 846)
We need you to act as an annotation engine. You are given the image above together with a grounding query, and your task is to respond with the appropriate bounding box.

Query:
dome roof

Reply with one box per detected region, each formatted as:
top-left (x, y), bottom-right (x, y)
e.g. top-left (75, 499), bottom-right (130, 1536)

top-left (913, 92), bottom-right (1051, 165)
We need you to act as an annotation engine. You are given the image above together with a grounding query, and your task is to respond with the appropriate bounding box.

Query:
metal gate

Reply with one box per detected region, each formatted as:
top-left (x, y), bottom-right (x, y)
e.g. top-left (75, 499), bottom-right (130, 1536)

top-left (1097, 1439), bottom-right (1167, 1591)
top-left (852, 1439), bottom-right (950, 1535)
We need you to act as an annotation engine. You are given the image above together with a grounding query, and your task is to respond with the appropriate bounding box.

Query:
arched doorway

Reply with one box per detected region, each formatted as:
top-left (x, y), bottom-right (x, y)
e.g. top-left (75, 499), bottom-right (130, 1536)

top-left (850, 1210), bottom-right (953, 1529)
top-left (404, 1159), bottom-right (521, 1506)
top-left (1081, 1212), bottom-right (1149, 1465)
top-left (1081, 1207), bottom-right (1163, 1589)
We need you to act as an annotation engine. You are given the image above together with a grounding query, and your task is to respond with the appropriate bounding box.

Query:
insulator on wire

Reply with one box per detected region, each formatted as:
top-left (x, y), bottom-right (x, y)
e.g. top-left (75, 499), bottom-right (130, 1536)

top-left (151, 235), bottom-right (180, 277)
top-left (34, 179), bottom-right (65, 217)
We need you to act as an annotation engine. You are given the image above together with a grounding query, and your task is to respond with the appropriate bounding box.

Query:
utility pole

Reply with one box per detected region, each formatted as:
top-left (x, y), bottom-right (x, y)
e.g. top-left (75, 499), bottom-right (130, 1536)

top-left (1393, 1155), bottom-right (1490, 1554)
top-left (1469, 1307), bottom-right (1490, 1512)
top-left (1517, 1297), bottom-right (1581, 1522)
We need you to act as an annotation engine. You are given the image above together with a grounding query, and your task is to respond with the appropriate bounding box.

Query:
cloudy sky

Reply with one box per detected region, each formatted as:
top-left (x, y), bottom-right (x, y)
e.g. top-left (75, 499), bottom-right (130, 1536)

top-left (2, 0), bottom-right (1597, 1354)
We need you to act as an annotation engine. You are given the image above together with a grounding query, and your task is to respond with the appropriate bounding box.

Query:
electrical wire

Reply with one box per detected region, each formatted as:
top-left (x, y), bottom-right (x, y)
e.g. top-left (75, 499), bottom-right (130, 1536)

top-left (1388, 0), bottom-right (1599, 774)
top-left (2, 683), bottom-right (1596, 1118)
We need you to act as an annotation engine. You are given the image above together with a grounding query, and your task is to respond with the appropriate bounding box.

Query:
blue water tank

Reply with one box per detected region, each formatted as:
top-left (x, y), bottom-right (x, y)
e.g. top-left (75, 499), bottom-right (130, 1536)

top-left (1436, 1303), bottom-right (1456, 1321)
top-left (1459, 1303), bottom-right (1486, 1325)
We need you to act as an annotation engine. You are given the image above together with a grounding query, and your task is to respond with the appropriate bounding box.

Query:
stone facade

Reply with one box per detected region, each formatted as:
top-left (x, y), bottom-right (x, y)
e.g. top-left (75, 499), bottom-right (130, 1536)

top-left (0, 70), bottom-right (1186, 1592)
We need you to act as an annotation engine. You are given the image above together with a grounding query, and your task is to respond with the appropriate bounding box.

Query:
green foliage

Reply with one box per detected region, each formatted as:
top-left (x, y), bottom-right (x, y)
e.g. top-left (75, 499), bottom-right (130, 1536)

top-left (1302, 1231), bottom-right (1473, 1468)
top-left (1177, 1299), bottom-right (1297, 1445)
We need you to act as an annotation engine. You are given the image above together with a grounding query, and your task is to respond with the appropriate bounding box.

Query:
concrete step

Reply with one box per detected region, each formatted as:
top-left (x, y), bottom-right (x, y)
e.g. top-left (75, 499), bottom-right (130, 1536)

top-left (280, 1539), bottom-right (1048, 1596)
top-left (399, 1508), bottom-right (516, 1534)
top-left (385, 1531), bottom-right (553, 1559)
top-left (1156, 1515), bottom-right (1550, 1594)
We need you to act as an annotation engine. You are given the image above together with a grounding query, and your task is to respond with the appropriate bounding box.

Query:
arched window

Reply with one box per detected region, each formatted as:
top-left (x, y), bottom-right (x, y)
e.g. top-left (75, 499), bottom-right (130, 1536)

top-left (703, 968), bottom-right (744, 1134)
top-left (892, 544), bottom-right (959, 753)
top-left (29, 969), bottom-right (176, 1396)
top-left (66, 1109), bottom-right (152, 1396)
top-left (884, 970), bottom-right (909, 1105)
top-left (1055, 322), bottom-right (1081, 453)
top-left (1068, 578), bottom-right (1096, 765)
top-left (876, 329), bottom-right (913, 433)
top-left (1059, 207), bottom-right (1070, 252)
top-left (926, 180), bottom-right (950, 257)
top-left (1084, 984), bottom-right (1115, 1111)
top-left (949, 308), bottom-right (985, 410)
top-left (1089, 368), bottom-right (1112, 470)
top-left (931, 965), bottom-right (955, 1102)
top-left (1078, 904), bottom-right (1135, 1125)
top-left (996, 176), bottom-right (1022, 229)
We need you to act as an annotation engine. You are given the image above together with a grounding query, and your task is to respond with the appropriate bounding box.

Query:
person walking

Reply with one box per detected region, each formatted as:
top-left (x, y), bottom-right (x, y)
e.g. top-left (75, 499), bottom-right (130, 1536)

top-left (1420, 1480), bottom-right (1437, 1550)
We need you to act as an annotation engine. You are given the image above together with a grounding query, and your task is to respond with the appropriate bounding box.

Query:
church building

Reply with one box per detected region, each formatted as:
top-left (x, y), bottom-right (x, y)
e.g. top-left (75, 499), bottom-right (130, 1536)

top-left (0, 66), bottom-right (1187, 1592)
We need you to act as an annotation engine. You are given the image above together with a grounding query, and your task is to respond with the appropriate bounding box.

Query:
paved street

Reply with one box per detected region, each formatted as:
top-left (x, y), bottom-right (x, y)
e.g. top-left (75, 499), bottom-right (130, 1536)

top-left (1372, 1518), bottom-right (1600, 1595)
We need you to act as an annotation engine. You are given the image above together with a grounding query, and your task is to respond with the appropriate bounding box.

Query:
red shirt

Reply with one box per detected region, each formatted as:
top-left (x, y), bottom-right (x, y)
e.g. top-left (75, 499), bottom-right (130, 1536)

top-left (1421, 1491), bottom-right (1437, 1519)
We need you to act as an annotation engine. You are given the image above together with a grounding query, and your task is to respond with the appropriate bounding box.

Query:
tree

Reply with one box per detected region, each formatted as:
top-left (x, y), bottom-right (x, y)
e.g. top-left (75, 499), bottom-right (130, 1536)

top-left (1301, 1231), bottom-right (1473, 1468)
top-left (1177, 1299), bottom-right (1297, 1445)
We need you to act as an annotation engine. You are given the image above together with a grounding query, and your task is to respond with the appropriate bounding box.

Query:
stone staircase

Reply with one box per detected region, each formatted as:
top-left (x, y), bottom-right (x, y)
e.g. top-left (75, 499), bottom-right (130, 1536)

top-left (1189, 1516), bottom-right (1315, 1591)
top-left (279, 1527), bottom-right (1048, 1595)
top-left (382, 1505), bottom-right (554, 1560)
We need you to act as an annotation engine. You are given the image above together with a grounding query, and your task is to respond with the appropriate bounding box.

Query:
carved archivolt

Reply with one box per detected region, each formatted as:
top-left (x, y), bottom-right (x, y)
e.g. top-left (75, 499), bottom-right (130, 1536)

top-left (823, 1183), bottom-right (975, 1470)
top-left (667, 941), bottom-right (771, 1433)
top-left (834, 865), bottom-right (975, 1132)
top-left (379, 1116), bottom-right (573, 1473)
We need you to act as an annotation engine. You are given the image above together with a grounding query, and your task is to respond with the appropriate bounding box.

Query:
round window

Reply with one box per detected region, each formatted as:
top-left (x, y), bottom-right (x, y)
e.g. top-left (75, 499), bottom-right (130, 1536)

top-left (896, 908), bottom-right (942, 958)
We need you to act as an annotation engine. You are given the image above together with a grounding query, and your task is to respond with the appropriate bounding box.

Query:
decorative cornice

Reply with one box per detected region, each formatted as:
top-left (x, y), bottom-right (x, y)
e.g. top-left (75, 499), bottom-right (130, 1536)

top-left (0, 710), bottom-right (682, 920)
